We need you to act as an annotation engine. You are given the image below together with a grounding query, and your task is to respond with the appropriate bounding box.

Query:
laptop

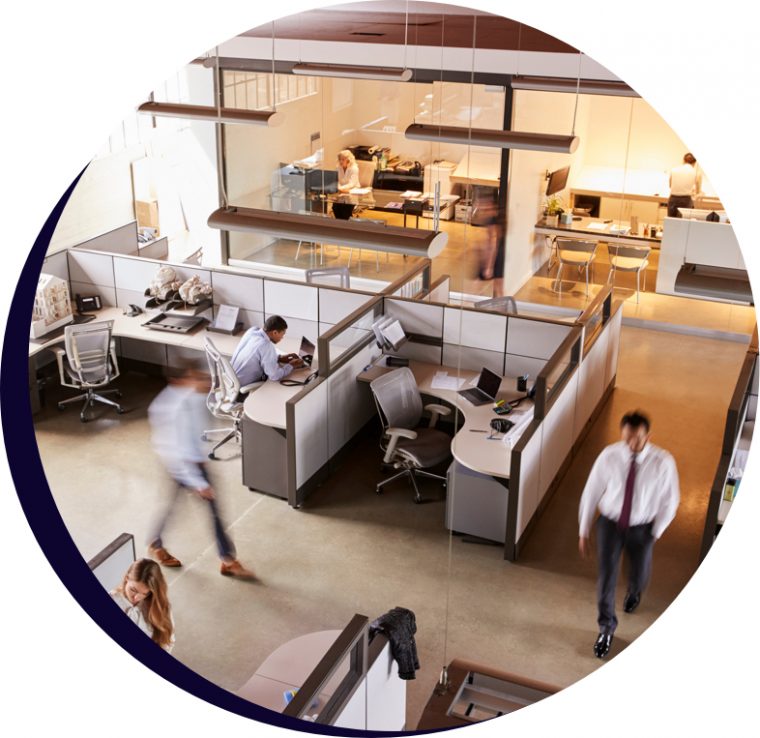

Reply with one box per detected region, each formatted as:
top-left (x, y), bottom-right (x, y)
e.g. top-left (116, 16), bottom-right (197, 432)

top-left (299, 336), bottom-right (316, 366)
top-left (457, 367), bottom-right (502, 406)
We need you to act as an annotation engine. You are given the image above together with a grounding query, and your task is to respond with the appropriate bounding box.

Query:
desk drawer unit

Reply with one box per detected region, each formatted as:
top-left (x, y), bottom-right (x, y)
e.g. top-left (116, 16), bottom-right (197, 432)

top-left (445, 460), bottom-right (508, 543)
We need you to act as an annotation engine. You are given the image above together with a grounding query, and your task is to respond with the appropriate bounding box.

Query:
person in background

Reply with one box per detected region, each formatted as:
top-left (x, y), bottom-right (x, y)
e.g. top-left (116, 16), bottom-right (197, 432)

top-left (337, 149), bottom-right (360, 193)
top-left (230, 315), bottom-right (303, 391)
top-left (667, 152), bottom-right (702, 217)
top-left (147, 362), bottom-right (256, 580)
top-left (110, 558), bottom-right (175, 651)
top-left (474, 191), bottom-right (505, 298)
top-left (578, 411), bottom-right (680, 659)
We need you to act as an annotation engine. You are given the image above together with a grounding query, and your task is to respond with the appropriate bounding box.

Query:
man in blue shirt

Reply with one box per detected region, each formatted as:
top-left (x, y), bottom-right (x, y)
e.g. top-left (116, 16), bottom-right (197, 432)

top-left (230, 315), bottom-right (303, 387)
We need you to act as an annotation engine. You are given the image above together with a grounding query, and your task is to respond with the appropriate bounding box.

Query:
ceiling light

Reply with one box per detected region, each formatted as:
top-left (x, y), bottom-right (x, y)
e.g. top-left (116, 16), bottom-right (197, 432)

top-left (405, 124), bottom-right (579, 154)
top-left (292, 62), bottom-right (413, 82)
top-left (207, 207), bottom-right (448, 259)
top-left (137, 102), bottom-right (283, 127)
top-left (511, 76), bottom-right (638, 97)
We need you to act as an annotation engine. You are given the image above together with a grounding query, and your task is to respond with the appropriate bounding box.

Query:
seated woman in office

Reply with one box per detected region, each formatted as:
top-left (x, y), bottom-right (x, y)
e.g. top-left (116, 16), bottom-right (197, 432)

top-left (230, 315), bottom-right (304, 395)
top-left (336, 149), bottom-right (360, 193)
top-left (110, 558), bottom-right (175, 652)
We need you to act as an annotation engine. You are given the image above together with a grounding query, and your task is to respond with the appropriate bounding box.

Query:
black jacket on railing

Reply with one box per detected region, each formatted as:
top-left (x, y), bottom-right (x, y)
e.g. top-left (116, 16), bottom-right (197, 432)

top-left (369, 607), bottom-right (420, 680)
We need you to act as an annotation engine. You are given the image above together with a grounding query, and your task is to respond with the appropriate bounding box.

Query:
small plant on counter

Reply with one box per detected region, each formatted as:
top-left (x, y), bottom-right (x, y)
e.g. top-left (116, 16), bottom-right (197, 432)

top-left (544, 195), bottom-right (564, 216)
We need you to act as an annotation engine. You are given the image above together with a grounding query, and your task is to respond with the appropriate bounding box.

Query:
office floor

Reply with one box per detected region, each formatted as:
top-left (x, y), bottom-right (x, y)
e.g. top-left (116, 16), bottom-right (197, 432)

top-left (32, 324), bottom-right (751, 729)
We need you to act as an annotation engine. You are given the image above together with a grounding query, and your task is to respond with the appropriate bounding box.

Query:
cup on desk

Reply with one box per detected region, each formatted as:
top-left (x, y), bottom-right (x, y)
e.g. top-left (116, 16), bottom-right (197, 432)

top-left (516, 374), bottom-right (529, 393)
top-left (650, 225), bottom-right (657, 238)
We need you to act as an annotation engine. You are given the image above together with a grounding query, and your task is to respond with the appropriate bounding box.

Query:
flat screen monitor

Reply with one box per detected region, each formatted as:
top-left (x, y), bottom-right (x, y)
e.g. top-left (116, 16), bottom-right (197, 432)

top-left (546, 166), bottom-right (570, 196)
top-left (306, 169), bottom-right (338, 194)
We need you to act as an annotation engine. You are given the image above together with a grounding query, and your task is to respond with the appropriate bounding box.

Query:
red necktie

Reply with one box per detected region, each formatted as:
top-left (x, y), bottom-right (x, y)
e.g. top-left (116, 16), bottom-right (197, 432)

top-left (617, 453), bottom-right (637, 531)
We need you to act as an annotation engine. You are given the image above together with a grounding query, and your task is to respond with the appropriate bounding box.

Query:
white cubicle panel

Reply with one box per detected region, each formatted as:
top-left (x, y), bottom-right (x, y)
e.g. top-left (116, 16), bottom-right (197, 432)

top-left (364, 640), bottom-right (406, 731)
top-left (506, 318), bottom-right (571, 360)
top-left (574, 329), bottom-right (609, 438)
top-left (42, 250), bottom-right (69, 282)
top-left (271, 316), bottom-right (321, 345)
top-left (333, 679), bottom-right (368, 731)
top-left (211, 271), bottom-right (265, 313)
top-left (395, 342), bottom-right (443, 365)
top-left (68, 250), bottom-right (116, 289)
top-left (326, 344), bottom-right (378, 458)
top-left (503, 354), bottom-right (546, 381)
top-left (75, 222), bottom-right (139, 255)
top-left (70, 280), bottom-right (117, 307)
top-left (293, 382), bottom-right (329, 489)
top-left (265, 280), bottom-right (319, 322)
top-left (603, 308), bottom-right (623, 389)
top-left (113, 255), bottom-right (212, 296)
top-left (443, 308), bottom-right (507, 353)
top-left (539, 371), bottom-right (579, 499)
top-left (138, 237), bottom-right (169, 260)
top-left (442, 345), bottom-right (503, 376)
top-left (384, 299), bottom-right (444, 339)
top-left (319, 289), bottom-right (372, 326)
top-left (515, 426), bottom-right (542, 542)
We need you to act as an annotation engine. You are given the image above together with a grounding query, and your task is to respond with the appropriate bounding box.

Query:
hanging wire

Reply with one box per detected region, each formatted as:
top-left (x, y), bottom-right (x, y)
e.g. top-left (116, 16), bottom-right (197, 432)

top-left (271, 21), bottom-right (277, 112)
top-left (617, 97), bottom-right (636, 224)
top-left (403, 0), bottom-right (409, 70)
top-left (571, 52), bottom-right (583, 136)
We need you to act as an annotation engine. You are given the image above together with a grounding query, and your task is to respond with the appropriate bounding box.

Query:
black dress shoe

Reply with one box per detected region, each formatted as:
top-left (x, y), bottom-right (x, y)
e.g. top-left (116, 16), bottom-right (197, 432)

top-left (623, 592), bottom-right (641, 613)
top-left (593, 632), bottom-right (613, 659)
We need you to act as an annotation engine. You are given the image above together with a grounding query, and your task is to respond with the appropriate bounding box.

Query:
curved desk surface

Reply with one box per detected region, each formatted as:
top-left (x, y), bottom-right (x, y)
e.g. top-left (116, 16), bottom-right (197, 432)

top-left (236, 629), bottom-right (345, 714)
top-left (360, 360), bottom-right (534, 479)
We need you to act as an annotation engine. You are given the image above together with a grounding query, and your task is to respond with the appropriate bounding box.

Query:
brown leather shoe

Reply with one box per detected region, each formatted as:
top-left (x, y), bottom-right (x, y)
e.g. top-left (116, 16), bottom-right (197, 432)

top-left (148, 545), bottom-right (182, 567)
top-left (220, 559), bottom-right (256, 580)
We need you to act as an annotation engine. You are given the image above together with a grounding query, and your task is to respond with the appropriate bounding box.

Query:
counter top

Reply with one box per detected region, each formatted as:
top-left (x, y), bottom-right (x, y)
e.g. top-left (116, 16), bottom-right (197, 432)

top-left (535, 216), bottom-right (661, 247)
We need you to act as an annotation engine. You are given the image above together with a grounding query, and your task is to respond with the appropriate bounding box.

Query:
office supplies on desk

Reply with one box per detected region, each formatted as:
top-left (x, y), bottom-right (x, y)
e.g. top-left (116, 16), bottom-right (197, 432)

top-left (385, 356), bottom-right (409, 368)
top-left (124, 304), bottom-right (144, 317)
top-left (587, 222), bottom-right (607, 230)
top-left (457, 367), bottom-right (502, 406)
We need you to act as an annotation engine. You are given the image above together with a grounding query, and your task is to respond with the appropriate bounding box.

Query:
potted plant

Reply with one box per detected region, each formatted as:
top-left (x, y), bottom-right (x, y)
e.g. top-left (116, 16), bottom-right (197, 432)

top-left (543, 195), bottom-right (564, 226)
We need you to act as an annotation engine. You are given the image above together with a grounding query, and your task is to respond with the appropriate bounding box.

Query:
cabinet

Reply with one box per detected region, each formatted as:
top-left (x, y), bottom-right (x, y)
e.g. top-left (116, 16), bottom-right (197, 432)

top-left (599, 196), bottom-right (662, 224)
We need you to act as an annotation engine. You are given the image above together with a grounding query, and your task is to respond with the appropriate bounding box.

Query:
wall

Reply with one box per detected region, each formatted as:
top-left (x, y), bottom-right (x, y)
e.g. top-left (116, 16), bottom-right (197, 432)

top-left (48, 65), bottom-right (222, 265)
top-left (503, 90), bottom-right (591, 296)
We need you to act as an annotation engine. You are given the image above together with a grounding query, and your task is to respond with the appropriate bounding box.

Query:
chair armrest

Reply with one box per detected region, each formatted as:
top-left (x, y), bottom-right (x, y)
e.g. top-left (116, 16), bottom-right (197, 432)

top-left (240, 380), bottom-right (266, 395)
top-left (383, 427), bottom-right (417, 463)
top-left (424, 403), bottom-right (451, 428)
top-left (50, 346), bottom-right (67, 385)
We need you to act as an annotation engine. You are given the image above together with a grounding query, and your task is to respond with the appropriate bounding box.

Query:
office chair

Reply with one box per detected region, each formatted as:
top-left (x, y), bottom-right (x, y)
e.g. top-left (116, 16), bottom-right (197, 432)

top-left (53, 320), bottom-right (123, 422)
top-left (553, 238), bottom-right (598, 296)
top-left (606, 244), bottom-right (651, 303)
top-left (475, 296), bottom-right (518, 315)
top-left (305, 266), bottom-right (351, 289)
top-left (370, 368), bottom-right (452, 503)
top-left (203, 336), bottom-right (265, 460)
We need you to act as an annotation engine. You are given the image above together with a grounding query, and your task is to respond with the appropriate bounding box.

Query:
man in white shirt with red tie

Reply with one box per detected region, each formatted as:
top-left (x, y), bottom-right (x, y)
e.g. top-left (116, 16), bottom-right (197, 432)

top-left (578, 411), bottom-right (680, 659)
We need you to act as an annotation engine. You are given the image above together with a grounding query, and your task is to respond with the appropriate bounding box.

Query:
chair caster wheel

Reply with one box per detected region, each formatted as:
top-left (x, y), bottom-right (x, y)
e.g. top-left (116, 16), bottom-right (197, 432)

top-left (414, 497), bottom-right (423, 504)
top-left (80, 415), bottom-right (88, 423)
top-left (117, 408), bottom-right (125, 414)
top-left (57, 404), bottom-right (65, 411)
top-left (375, 488), bottom-right (383, 495)
top-left (115, 390), bottom-right (122, 398)
top-left (208, 453), bottom-right (217, 460)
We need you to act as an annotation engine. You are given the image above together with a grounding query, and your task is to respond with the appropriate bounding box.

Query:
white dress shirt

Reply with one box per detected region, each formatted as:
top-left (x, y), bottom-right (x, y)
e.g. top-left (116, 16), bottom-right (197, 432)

top-left (669, 163), bottom-right (699, 196)
top-left (110, 591), bottom-right (176, 652)
top-left (578, 441), bottom-right (680, 539)
top-left (337, 163), bottom-right (360, 191)
top-left (148, 384), bottom-right (209, 489)
top-left (230, 326), bottom-right (293, 386)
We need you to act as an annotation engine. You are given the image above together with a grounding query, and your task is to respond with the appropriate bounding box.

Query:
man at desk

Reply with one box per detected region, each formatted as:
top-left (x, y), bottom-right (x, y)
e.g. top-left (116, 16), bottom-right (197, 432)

top-left (230, 315), bottom-right (303, 393)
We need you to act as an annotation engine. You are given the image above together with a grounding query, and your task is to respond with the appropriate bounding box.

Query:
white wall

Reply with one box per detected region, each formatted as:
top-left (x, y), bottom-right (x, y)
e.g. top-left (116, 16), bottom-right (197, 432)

top-left (503, 90), bottom-right (591, 296)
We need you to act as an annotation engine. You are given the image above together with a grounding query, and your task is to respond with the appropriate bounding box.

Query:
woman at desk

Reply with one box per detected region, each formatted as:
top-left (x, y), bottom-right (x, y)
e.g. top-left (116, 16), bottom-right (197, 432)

top-left (337, 149), bottom-right (360, 193)
top-left (111, 558), bottom-right (175, 652)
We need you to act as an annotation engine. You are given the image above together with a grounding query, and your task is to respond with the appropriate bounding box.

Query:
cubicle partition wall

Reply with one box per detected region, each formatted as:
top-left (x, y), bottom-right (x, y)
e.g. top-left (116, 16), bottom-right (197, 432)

top-left (505, 289), bottom-right (622, 560)
top-left (700, 326), bottom-right (758, 561)
top-left (423, 275), bottom-right (451, 304)
top-left (87, 532), bottom-right (136, 592)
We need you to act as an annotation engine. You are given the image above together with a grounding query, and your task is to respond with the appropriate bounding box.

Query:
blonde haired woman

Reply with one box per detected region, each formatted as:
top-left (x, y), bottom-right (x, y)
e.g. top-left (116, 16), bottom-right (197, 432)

top-left (337, 149), bottom-right (360, 193)
top-left (111, 558), bottom-right (175, 651)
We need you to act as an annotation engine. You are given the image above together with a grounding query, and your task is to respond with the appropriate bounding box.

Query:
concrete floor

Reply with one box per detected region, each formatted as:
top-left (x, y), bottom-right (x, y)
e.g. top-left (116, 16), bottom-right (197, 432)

top-left (33, 325), bottom-right (749, 728)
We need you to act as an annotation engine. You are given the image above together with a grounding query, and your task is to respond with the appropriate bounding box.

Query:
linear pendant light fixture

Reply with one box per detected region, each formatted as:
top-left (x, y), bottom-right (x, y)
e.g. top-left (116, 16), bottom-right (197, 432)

top-left (511, 75), bottom-right (638, 97)
top-left (405, 123), bottom-right (579, 154)
top-left (137, 102), bottom-right (283, 127)
top-left (207, 207), bottom-right (448, 259)
top-left (292, 62), bottom-right (413, 82)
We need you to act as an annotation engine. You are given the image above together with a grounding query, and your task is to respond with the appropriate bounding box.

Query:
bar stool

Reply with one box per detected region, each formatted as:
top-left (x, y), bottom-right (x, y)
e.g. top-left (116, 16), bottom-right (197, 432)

top-left (553, 238), bottom-right (598, 296)
top-left (607, 244), bottom-right (651, 303)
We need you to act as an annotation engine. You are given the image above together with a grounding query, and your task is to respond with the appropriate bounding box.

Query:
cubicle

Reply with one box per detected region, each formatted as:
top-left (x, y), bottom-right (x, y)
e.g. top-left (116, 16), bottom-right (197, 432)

top-left (87, 532), bottom-right (136, 592)
top-left (700, 326), bottom-right (758, 561)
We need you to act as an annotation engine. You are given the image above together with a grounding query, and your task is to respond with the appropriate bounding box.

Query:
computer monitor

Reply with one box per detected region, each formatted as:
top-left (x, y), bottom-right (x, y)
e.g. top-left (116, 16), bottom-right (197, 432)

top-left (546, 165), bottom-right (570, 196)
top-left (306, 169), bottom-right (338, 194)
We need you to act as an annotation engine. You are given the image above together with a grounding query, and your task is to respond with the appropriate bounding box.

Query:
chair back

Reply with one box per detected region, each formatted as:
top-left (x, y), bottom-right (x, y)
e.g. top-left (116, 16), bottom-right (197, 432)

top-left (608, 244), bottom-right (651, 262)
top-left (475, 296), bottom-right (518, 315)
top-left (370, 368), bottom-right (423, 431)
top-left (306, 267), bottom-right (351, 289)
top-left (63, 320), bottom-right (116, 385)
top-left (204, 337), bottom-right (242, 416)
top-left (556, 238), bottom-right (597, 257)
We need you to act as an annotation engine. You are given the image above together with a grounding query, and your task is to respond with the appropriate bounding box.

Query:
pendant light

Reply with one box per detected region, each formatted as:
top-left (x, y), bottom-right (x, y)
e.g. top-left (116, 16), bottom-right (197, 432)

top-left (405, 123), bottom-right (579, 153)
top-left (511, 75), bottom-right (638, 97)
top-left (207, 206), bottom-right (448, 259)
top-left (137, 102), bottom-right (283, 126)
top-left (292, 63), bottom-right (412, 82)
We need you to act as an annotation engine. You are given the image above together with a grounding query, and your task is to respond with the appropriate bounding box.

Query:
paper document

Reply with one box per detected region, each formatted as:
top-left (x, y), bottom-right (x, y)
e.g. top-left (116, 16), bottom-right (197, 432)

top-left (349, 187), bottom-right (372, 195)
top-left (587, 222), bottom-right (607, 230)
top-left (214, 304), bottom-right (240, 332)
top-left (431, 374), bottom-right (466, 390)
top-left (380, 319), bottom-right (406, 350)
top-left (401, 190), bottom-right (423, 198)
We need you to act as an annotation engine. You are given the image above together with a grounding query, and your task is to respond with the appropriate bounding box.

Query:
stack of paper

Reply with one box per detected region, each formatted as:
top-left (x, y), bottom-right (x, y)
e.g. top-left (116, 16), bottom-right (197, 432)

top-left (431, 371), bottom-right (466, 390)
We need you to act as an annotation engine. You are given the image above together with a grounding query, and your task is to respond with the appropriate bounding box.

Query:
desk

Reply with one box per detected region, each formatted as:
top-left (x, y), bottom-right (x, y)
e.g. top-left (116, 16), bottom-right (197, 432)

top-left (358, 360), bottom-right (534, 543)
top-left (535, 216), bottom-right (661, 249)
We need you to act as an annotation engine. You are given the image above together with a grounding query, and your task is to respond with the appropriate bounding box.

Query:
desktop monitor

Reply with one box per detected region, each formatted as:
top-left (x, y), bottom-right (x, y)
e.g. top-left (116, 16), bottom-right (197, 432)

top-left (306, 169), bottom-right (338, 194)
top-left (546, 165), bottom-right (570, 196)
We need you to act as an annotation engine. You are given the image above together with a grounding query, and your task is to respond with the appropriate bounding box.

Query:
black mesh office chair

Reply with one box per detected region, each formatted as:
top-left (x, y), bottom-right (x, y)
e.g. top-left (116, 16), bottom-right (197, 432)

top-left (369, 368), bottom-right (452, 503)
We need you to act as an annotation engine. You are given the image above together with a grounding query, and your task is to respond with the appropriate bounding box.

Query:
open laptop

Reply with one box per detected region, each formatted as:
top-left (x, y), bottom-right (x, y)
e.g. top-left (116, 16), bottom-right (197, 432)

top-left (457, 367), bottom-right (502, 406)
top-left (299, 336), bottom-right (316, 366)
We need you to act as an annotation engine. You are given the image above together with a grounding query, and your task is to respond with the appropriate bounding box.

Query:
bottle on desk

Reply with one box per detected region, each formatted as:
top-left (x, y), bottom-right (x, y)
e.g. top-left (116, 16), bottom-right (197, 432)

top-left (630, 215), bottom-right (639, 235)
